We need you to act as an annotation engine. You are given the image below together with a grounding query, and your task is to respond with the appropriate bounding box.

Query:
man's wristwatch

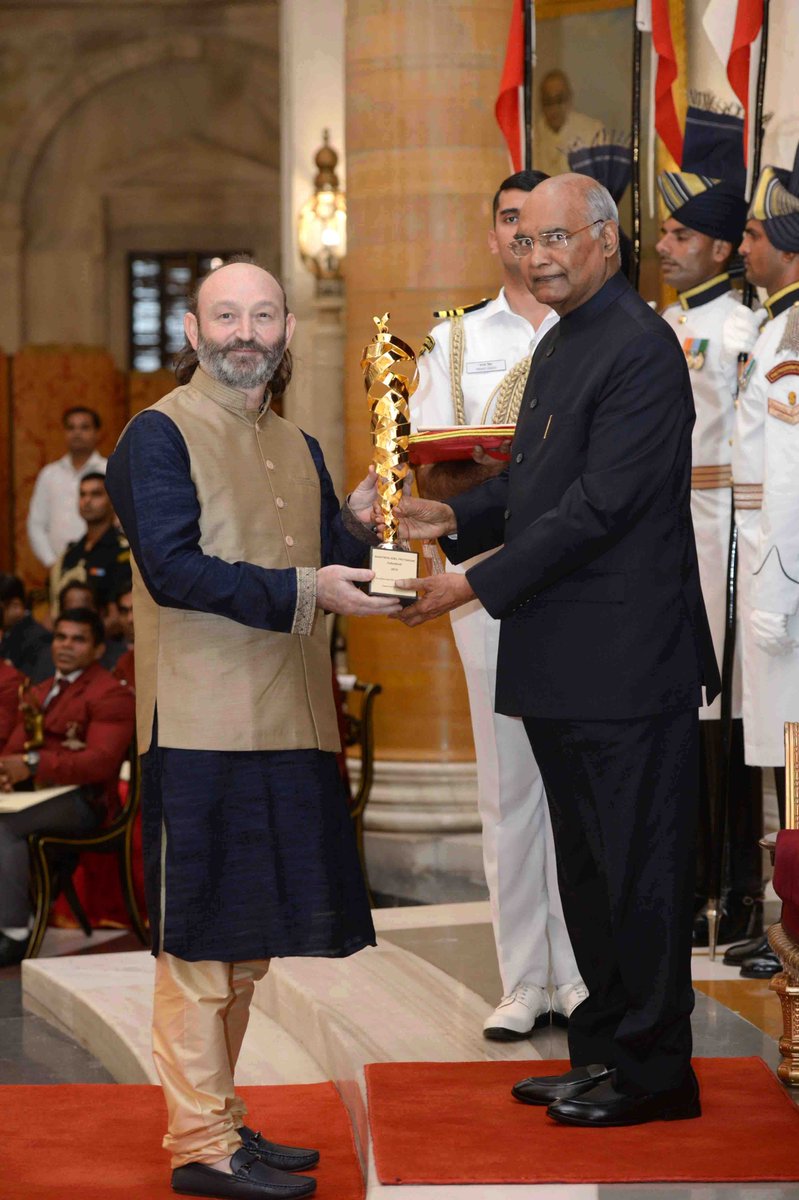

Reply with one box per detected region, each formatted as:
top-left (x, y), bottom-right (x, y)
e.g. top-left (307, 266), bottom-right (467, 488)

top-left (23, 750), bottom-right (40, 776)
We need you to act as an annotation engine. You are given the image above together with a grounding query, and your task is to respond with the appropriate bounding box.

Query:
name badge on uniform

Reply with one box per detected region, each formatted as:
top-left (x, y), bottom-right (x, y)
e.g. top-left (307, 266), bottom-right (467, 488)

top-left (682, 338), bottom-right (708, 371)
top-left (465, 359), bottom-right (506, 375)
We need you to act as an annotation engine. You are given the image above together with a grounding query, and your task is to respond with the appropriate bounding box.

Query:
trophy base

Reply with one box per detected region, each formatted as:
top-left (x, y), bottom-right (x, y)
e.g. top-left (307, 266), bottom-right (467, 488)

top-left (368, 544), bottom-right (419, 606)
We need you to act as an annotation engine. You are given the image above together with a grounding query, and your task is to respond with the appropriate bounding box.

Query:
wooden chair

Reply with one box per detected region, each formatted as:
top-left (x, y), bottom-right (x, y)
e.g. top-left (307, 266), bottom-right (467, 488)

top-left (25, 738), bottom-right (149, 958)
top-left (338, 675), bottom-right (382, 898)
top-left (767, 721), bottom-right (799, 1086)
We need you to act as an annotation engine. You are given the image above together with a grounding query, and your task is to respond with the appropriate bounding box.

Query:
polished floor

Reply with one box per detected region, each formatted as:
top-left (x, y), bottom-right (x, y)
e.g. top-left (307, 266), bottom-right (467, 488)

top-left (1, 912), bottom-right (796, 1199)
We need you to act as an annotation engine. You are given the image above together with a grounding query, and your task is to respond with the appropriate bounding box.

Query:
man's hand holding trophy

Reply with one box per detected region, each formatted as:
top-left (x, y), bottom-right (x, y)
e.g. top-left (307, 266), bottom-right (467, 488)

top-left (362, 313), bottom-right (476, 626)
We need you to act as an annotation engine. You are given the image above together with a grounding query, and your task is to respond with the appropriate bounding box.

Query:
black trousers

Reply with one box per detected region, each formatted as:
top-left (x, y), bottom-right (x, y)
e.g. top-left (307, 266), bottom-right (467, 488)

top-left (696, 719), bottom-right (763, 903)
top-left (0, 789), bottom-right (96, 926)
top-left (524, 708), bottom-right (698, 1096)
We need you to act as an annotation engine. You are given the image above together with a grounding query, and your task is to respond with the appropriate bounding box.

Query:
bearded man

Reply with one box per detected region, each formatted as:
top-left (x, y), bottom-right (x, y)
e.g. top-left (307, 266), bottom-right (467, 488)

top-left (106, 256), bottom-right (400, 1200)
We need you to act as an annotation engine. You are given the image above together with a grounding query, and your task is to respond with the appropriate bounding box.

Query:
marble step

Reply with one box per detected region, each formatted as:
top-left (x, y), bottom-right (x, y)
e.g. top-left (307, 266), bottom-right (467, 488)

top-left (21, 951), bottom-right (325, 1085)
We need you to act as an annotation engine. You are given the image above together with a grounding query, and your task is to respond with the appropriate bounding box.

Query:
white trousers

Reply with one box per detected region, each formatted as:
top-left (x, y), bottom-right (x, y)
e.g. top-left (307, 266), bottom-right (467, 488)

top-left (450, 597), bottom-right (580, 994)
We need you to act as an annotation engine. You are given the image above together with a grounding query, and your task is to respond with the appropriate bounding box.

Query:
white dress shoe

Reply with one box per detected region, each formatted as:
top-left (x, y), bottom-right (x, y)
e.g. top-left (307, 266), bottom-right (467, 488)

top-left (483, 983), bottom-right (551, 1041)
top-left (551, 980), bottom-right (589, 1027)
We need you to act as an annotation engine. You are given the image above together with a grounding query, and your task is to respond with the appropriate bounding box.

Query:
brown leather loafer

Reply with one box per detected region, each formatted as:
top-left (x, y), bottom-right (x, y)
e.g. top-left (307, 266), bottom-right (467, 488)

top-left (512, 1063), bottom-right (613, 1106)
top-left (172, 1148), bottom-right (317, 1198)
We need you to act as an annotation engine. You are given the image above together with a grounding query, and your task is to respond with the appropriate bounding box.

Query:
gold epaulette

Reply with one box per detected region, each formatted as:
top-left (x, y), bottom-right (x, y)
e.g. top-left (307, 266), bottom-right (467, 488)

top-left (433, 298), bottom-right (491, 319)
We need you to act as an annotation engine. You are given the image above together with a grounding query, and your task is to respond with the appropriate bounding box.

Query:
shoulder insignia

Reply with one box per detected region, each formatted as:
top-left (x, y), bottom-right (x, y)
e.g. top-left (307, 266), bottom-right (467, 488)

top-left (767, 396), bottom-right (799, 424)
top-left (419, 334), bottom-right (435, 357)
top-left (766, 359), bottom-right (799, 383)
top-left (433, 297), bottom-right (491, 320)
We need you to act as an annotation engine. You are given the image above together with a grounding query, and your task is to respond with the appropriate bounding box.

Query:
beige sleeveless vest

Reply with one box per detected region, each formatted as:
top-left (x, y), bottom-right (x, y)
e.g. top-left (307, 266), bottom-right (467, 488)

top-left (129, 369), bottom-right (339, 754)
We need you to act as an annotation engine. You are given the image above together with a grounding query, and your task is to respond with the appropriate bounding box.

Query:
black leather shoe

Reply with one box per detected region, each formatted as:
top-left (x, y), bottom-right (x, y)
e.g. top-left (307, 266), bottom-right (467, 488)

top-left (172, 1148), bottom-right (316, 1198)
top-left (546, 1067), bottom-right (701, 1127)
top-left (512, 1063), bottom-right (613, 1106)
top-left (237, 1126), bottom-right (319, 1173)
top-left (0, 932), bottom-right (27, 968)
top-left (740, 947), bottom-right (781, 979)
top-left (723, 934), bottom-right (768, 966)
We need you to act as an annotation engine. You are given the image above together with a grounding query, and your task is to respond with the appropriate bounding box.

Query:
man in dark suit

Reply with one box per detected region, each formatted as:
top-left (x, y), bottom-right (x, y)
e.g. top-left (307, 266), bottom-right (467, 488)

top-left (0, 607), bottom-right (135, 966)
top-left (393, 173), bottom-right (719, 1127)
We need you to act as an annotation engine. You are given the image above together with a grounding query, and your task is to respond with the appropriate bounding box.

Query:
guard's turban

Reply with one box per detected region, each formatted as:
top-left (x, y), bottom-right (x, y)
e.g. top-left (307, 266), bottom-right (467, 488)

top-left (658, 107), bottom-right (747, 245)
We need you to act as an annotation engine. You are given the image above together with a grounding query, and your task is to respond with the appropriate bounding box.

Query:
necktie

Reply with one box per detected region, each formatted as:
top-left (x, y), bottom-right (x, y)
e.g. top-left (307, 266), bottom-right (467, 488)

top-left (44, 677), bottom-right (70, 709)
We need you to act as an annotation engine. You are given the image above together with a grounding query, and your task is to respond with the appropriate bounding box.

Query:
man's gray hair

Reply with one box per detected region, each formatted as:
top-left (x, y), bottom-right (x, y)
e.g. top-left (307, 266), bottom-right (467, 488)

top-left (584, 181), bottom-right (619, 235)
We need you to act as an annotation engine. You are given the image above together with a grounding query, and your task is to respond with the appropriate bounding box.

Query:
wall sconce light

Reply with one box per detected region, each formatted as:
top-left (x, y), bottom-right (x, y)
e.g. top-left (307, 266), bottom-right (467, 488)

top-left (297, 130), bottom-right (347, 296)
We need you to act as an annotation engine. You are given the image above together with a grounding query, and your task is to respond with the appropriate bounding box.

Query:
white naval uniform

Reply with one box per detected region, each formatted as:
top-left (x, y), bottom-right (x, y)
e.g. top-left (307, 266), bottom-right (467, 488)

top-left (660, 274), bottom-right (743, 721)
top-left (411, 289), bottom-right (580, 993)
top-left (733, 284), bottom-right (799, 765)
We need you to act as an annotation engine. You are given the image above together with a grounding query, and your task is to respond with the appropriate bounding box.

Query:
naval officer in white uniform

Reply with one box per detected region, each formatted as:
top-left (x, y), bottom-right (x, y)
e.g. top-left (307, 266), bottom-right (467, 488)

top-left (725, 145), bottom-right (799, 980)
top-left (656, 105), bottom-right (763, 949)
top-left (411, 171), bottom-right (584, 1039)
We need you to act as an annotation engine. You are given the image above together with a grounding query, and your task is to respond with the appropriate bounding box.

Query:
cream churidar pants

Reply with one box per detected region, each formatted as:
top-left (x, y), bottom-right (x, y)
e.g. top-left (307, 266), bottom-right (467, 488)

top-left (152, 952), bottom-right (270, 1168)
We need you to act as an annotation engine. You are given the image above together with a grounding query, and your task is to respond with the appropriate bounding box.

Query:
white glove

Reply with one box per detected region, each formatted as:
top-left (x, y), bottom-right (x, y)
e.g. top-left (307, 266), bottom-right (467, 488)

top-left (750, 609), bottom-right (798, 656)
top-left (722, 304), bottom-right (765, 359)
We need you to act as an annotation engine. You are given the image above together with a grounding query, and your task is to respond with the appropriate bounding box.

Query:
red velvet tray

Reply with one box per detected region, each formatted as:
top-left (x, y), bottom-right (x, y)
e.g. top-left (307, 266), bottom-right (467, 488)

top-left (409, 425), bottom-right (515, 465)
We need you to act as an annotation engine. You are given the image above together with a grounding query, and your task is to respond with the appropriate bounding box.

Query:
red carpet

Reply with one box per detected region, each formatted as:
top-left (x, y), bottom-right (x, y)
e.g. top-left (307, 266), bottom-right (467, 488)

top-left (366, 1057), bottom-right (799, 1184)
top-left (2, 1083), bottom-right (363, 1200)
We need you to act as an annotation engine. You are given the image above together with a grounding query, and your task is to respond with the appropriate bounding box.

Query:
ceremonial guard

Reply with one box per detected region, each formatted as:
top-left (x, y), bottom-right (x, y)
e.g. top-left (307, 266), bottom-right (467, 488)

top-left (51, 472), bottom-right (131, 612)
top-left (656, 106), bottom-right (763, 948)
top-left (727, 144), bottom-right (799, 979)
top-left (411, 171), bottom-right (584, 1041)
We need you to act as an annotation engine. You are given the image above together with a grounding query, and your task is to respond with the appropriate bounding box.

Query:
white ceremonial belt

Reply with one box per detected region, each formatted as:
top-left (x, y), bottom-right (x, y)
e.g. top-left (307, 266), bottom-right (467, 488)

top-left (691, 465), bottom-right (732, 490)
top-left (732, 482), bottom-right (763, 510)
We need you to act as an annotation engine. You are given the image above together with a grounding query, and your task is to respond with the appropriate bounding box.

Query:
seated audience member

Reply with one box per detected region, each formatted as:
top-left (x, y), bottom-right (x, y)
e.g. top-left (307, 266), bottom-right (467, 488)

top-left (50, 472), bottom-right (130, 613)
top-left (112, 587), bottom-right (135, 688)
top-left (51, 579), bottom-right (127, 674)
top-left (0, 661), bottom-right (23, 744)
top-left (0, 574), bottom-right (52, 680)
top-left (0, 607), bottom-right (135, 967)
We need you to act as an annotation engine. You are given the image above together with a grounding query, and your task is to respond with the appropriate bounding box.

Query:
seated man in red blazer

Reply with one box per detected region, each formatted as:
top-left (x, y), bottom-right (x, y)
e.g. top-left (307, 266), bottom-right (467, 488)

top-left (0, 661), bottom-right (23, 745)
top-left (0, 607), bottom-right (135, 966)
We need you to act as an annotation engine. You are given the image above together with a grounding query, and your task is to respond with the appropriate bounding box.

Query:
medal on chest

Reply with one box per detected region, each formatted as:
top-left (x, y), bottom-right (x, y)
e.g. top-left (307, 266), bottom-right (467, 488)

top-left (682, 338), bottom-right (709, 371)
top-left (738, 355), bottom-right (756, 392)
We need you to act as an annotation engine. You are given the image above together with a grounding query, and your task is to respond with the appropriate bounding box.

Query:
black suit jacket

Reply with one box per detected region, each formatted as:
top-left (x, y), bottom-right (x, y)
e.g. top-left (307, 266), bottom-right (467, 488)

top-left (447, 272), bottom-right (720, 721)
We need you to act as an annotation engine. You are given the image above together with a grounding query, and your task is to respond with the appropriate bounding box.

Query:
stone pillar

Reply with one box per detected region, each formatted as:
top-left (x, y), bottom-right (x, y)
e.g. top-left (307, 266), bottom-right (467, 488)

top-left (344, 0), bottom-right (511, 831)
top-left (279, 0), bottom-right (347, 484)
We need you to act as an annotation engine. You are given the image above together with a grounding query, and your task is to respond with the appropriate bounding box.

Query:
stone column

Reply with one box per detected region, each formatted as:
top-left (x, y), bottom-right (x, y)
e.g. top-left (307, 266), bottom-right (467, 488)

top-left (344, 0), bottom-right (511, 832)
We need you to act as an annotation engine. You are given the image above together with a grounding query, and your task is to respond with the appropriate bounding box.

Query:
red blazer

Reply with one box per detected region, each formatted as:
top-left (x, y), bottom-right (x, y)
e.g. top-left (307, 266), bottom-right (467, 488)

top-left (0, 662), bottom-right (23, 746)
top-left (112, 648), bottom-right (135, 689)
top-left (3, 661), bottom-right (135, 821)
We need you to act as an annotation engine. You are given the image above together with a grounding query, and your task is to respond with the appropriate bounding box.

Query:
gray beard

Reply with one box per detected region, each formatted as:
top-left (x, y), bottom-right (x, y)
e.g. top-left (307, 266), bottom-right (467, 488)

top-left (197, 330), bottom-right (287, 390)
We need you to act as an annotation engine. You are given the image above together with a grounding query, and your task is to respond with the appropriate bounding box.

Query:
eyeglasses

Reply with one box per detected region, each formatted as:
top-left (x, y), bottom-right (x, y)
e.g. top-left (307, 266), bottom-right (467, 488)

top-left (509, 220), bottom-right (604, 258)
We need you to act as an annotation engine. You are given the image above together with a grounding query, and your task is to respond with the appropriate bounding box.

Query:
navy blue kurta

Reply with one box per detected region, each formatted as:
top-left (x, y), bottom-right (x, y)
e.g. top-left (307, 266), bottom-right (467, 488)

top-left (107, 411), bottom-right (376, 962)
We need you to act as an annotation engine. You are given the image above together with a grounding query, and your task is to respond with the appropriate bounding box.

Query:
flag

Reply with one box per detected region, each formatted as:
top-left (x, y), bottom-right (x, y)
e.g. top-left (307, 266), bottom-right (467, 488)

top-left (650, 0), bottom-right (683, 165)
top-left (703, 0), bottom-right (764, 163)
top-left (495, 0), bottom-right (533, 171)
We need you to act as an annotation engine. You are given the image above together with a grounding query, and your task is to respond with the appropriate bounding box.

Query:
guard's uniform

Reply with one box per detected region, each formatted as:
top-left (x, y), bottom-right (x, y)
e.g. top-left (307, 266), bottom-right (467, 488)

top-left (661, 273), bottom-right (743, 721)
top-left (411, 290), bottom-right (580, 994)
top-left (733, 283), bottom-right (799, 765)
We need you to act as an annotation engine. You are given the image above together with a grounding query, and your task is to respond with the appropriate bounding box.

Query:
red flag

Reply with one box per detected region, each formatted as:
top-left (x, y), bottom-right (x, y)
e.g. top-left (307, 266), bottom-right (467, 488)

top-left (651, 0), bottom-right (683, 165)
top-left (703, 0), bottom-right (764, 166)
top-left (727, 0), bottom-right (763, 155)
top-left (495, 0), bottom-right (525, 171)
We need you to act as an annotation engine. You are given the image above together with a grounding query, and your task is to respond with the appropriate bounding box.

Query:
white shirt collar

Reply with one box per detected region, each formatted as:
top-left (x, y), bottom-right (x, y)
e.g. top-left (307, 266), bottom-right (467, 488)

top-left (54, 668), bottom-right (84, 684)
top-left (476, 289), bottom-right (558, 341)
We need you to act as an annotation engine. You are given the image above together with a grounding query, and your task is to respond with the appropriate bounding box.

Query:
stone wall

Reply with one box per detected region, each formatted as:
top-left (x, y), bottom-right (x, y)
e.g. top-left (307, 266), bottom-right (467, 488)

top-left (0, 0), bottom-right (281, 360)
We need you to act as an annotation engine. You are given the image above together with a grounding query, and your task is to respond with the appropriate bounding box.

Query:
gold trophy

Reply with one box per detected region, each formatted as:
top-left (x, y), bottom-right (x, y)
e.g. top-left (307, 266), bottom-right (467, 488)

top-left (361, 313), bottom-right (420, 604)
top-left (19, 679), bottom-right (44, 752)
